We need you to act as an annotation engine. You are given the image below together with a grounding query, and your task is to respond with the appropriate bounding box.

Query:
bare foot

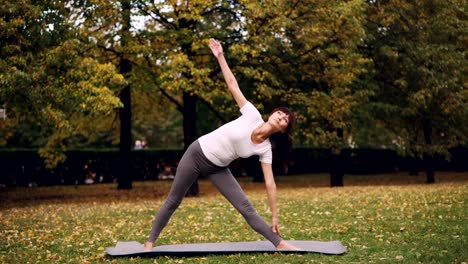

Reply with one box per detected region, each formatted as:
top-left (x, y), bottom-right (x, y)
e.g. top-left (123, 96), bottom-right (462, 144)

top-left (276, 240), bottom-right (303, 251)
top-left (143, 241), bottom-right (154, 251)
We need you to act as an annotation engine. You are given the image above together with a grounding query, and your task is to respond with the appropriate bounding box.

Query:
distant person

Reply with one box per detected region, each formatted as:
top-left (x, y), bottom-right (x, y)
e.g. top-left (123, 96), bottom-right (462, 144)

top-left (83, 164), bottom-right (96, 184)
top-left (157, 162), bottom-right (175, 180)
top-left (144, 38), bottom-right (300, 251)
top-left (134, 140), bottom-right (143, 150)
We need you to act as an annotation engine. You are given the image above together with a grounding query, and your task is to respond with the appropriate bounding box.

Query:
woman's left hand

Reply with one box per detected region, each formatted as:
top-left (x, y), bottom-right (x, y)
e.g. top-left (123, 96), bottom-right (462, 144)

top-left (209, 38), bottom-right (223, 58)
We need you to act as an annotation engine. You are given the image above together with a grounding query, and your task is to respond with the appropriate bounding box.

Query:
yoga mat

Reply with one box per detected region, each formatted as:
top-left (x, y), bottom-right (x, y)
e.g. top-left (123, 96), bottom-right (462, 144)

top-left (106, 240), bottom-right (347, 257)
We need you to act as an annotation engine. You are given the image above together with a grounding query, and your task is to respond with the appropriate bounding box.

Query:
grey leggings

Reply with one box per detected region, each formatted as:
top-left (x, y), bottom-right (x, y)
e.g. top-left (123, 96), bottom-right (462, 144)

top-left (148, 140), bottom-right (282, 246)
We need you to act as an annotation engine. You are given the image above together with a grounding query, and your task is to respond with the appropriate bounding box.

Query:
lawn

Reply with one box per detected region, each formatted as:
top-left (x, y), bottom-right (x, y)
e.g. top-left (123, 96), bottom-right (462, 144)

top-left (1, 172), bottom-right (467, 263)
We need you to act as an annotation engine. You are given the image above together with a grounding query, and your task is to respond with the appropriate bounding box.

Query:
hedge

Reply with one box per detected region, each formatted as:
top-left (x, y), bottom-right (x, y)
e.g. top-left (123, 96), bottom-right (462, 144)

top-left (0, 147), bottom-right (466, 187)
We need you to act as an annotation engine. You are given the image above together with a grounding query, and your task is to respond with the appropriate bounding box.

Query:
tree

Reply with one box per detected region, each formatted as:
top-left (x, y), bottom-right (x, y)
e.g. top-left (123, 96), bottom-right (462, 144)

top-left (117, 0), bottom-right (134, 189)
top-left (229, 0), bottom-right (371, 186)
top-left (0, 0), bottom-right (123, 168)
top-left (117, 0), bottom-right (372, 190)
top-left (135, 0), bottom-right (244, 195)
top-left (58, 0), bottom-right (240, 191)
top-left (131, 90), bottom-right (183, 149)
top-left (365, 0), bottom-right (467, 182)
top-left (134, 0), bottom-right (370, 187)
top-left (69, 0), bottom-right (148, 189)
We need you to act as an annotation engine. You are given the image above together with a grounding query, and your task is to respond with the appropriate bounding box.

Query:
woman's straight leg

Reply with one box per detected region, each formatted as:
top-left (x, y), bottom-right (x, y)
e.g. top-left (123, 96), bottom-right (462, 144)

top-left (147, 143), bottom-right (201, 243)
top-left (207, 170), bottom-right (283, 246)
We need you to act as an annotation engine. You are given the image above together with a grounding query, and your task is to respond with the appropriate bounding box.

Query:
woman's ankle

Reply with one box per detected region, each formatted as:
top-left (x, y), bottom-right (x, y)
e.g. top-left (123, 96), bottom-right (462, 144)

top-left (144, 241), bottom-right (154, 251)
top-left (276, 240), bottom-right (302, 250)
top-left (276, 240), bottom-right (286, 249)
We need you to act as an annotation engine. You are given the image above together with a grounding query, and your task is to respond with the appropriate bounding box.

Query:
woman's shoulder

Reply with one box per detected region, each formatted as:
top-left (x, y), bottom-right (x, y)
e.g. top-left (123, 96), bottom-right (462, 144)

top-left (239, 101), bottom-right (253, 110)
top-left (240, 101), bottom-right (261, 115)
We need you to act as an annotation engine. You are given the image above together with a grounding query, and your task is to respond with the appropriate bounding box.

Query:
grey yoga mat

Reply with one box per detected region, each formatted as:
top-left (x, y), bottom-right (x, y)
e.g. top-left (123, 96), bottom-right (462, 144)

top-left (106, 240), bottom-right (347, 257)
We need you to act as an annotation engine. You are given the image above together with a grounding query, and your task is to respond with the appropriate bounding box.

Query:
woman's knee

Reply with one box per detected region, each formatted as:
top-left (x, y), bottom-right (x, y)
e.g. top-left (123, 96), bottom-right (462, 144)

top-left (238, 199), bottom-right (256, 216)
top-left (163, 197), bottom-right (182, 211)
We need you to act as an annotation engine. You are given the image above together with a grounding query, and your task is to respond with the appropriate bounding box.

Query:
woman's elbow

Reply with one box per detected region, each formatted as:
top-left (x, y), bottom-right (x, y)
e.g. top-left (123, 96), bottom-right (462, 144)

top-left (227, 78), bottom-right (238, 88)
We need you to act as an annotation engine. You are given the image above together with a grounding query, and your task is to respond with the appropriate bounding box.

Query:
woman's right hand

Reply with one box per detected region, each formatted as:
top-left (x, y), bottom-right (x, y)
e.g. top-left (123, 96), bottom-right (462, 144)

top-left (209, 38), bottom-right (223, 59)
top-left (271, 217), bottom-right (282, 237)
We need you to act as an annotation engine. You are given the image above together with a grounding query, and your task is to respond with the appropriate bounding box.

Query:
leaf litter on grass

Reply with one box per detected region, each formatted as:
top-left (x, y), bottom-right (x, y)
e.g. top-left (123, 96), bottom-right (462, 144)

top-left (0, 172), bottom-right (467, 263)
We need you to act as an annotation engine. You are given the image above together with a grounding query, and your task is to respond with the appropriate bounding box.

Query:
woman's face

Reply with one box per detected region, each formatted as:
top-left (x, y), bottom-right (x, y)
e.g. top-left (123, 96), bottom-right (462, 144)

top-left (268, 110), bottom-right (290, 133)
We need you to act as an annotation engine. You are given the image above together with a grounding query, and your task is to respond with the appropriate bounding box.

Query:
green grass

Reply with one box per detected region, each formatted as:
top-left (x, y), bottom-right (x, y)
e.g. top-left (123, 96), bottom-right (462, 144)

top-left (1, 172), bottom-right (467, 263)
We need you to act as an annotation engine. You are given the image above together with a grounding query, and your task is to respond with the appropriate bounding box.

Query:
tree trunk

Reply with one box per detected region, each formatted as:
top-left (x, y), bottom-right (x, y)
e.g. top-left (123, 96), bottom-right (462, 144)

top-left (330, 128), bottom-right (344, 187)
top-left (249, 157), bottom-right (263, 183)
top-left (118, 81), bottom-right (132, 189)
top-left (183, 92), bottom-right (199, 196)
top-left (117, 0), bottom-right (132, 190)
top-left (330, 151), bottom-right (344, 187)
top-left (423, 120), bottom-right (435, 183)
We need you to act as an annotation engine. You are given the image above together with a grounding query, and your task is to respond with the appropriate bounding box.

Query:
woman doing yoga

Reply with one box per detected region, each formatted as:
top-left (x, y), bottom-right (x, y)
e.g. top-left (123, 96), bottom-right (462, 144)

top-left (144, 38), bottom-right (301, 251)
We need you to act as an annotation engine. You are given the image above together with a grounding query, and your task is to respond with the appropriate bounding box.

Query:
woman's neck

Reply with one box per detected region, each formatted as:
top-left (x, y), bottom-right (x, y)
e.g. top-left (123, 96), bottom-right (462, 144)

top-left (251, 122), bottom-right (276, 144)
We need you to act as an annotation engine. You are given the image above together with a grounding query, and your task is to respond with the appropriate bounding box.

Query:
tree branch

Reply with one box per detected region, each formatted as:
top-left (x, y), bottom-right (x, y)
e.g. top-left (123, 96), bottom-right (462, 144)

top-left (144, 56), bottom-right (184, 112)
top-left (145, 56), bottom-right (227, 123)
top-left (134, 0), bottom-right (176, 29)
top-left (201, 5), bottom-right (238, 18)
top-left (97, 44), bottom-right (121, 57)
top-left (284, 0), bottom-right (300, 18)
top-left (198, 96), bottom-right (228, 123)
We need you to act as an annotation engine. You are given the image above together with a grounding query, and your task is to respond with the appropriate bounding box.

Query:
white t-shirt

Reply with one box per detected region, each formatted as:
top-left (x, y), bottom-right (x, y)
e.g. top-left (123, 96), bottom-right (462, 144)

top-left (198, 102), bottom-right (272, 167)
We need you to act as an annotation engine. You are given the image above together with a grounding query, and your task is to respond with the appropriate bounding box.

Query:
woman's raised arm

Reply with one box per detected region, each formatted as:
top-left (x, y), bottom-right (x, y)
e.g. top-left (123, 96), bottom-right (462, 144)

top-left (209, 38), bottom-right (247, 109)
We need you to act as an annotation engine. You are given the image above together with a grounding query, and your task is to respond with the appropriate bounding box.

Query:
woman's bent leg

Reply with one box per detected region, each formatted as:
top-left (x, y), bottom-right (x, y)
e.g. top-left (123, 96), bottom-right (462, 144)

top-left (207, 170), bottom-right (282, 247)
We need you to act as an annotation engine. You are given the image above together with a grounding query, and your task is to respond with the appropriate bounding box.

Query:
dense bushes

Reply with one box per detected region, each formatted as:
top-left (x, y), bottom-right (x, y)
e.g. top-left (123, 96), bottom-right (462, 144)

top-left (0, 148), bottom-right (466, 187)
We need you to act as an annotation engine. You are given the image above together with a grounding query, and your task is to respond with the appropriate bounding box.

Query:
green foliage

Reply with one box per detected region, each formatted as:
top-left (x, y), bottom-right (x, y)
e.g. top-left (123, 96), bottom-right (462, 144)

top-left (131, 90), bottom-right (184, 149)
top-left (0, 0), bottom-right (124, 168)
top-left (134, 0), bottom-right (244, 107)
top-left (229, 0), bottom-right (371, 149)
top-left (1, 0), bottom-right (466, 170)
top-left (366, 0), bottom-right (467, 158)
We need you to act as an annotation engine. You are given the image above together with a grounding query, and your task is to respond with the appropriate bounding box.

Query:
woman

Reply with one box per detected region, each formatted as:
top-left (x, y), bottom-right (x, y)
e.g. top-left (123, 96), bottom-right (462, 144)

top-left (144, 39), bottom-right (301, 251)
